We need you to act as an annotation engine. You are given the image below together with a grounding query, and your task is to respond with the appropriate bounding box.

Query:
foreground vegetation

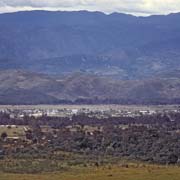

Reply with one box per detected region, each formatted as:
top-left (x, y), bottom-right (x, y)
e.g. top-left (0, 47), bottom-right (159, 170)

top-left (1, 110), bottom-right (180, 179)
top-left (1, 112), bottom-right (180, 165)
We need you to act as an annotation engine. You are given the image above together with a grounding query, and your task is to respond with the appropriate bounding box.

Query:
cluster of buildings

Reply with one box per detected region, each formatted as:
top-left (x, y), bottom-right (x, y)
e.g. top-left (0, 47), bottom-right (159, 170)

top-left (0, 105), bottom-right (180, 119)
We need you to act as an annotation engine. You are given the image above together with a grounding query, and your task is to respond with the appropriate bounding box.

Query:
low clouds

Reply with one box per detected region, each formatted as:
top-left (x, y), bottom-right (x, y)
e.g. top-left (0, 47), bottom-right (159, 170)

top-left (0, 0), bottom-right (180, 16)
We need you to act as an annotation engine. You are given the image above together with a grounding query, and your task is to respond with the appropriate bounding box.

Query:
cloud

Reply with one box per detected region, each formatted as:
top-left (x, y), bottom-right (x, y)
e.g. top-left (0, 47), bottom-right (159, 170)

top-left (0, 0), bottom-right (180, 16)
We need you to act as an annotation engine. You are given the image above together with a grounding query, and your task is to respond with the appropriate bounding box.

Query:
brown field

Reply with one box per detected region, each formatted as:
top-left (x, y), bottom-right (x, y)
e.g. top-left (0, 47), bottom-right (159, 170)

top-left (0, 125), bottom-right (26, 138)
top-left (0, 165), bottom-right (180, 180)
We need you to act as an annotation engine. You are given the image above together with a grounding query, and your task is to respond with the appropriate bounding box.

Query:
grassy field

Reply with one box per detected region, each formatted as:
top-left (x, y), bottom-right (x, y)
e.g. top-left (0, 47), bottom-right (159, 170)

top-left (0, 125), bottom-right (26, 138)
top-left (0, 165), bottom-right (180, 180)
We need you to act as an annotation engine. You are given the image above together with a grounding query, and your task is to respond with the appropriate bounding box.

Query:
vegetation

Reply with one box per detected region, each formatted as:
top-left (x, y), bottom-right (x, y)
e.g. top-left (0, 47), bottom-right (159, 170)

top-left (1, 110), bottom-right (180, 179)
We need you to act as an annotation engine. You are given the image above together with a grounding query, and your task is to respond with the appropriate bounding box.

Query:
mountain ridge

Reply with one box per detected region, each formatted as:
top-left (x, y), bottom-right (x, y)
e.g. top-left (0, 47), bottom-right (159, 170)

top-left (0, 70), bottom-right (180, 105)
top-left (0, 10), bottom-right (180, 79)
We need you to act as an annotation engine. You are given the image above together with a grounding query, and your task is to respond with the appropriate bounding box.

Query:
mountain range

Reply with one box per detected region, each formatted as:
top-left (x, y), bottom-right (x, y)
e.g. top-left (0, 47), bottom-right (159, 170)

top-left (0, 11), bottom-right (180, 104)
top-left (0, 10), bottom-right (180, 79)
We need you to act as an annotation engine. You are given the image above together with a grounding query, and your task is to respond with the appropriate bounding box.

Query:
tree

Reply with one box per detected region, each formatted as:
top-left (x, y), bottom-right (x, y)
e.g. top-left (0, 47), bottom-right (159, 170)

top-left (1, 132), bottom-right (7, 140)
top-left (168, 154), bottom-right (178, 164)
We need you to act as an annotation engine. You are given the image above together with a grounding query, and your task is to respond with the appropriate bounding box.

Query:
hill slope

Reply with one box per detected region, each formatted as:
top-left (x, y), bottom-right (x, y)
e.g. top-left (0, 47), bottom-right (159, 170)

top-left (0, 70), bottom-right (180, 104)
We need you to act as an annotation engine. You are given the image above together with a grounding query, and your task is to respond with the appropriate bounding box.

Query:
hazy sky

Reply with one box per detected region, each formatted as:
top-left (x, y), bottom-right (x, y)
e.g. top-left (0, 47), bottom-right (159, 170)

top-left (0, 0), bottom-right (180, 16)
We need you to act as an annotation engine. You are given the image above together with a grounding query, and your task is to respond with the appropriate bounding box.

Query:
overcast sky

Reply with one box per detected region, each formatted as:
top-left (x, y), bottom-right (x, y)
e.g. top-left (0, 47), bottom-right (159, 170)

top-left (0, 0), bottom-right (180, 16)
